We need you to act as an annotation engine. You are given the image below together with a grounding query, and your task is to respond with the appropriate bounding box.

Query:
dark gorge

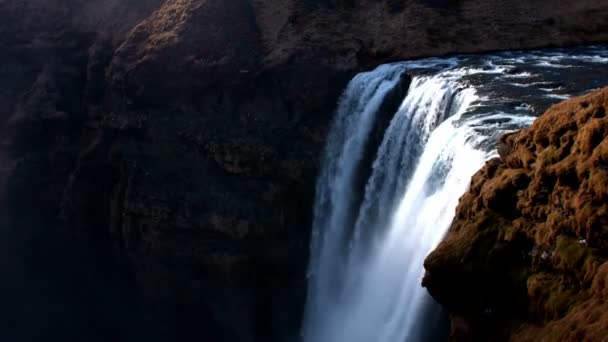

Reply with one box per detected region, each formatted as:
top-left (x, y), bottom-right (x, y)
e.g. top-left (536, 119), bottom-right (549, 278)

top-left (1, 1), bottom-right (608, 341)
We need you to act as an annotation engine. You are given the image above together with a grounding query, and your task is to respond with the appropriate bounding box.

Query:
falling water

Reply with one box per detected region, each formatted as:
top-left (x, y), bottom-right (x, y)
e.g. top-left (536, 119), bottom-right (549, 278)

top-left (302, 46), bottom-right (608, 342)
top-left (305, 63), bottom-right (407, 305)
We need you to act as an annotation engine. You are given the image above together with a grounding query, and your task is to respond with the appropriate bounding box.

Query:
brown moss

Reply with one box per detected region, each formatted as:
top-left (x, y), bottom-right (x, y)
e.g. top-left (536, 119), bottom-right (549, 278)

top-left (424, 88), bottom-right (608, 341)
top-left (554, 235), bottom-right (588, 271)
top-left (527, 272), bottom-right (577, 320)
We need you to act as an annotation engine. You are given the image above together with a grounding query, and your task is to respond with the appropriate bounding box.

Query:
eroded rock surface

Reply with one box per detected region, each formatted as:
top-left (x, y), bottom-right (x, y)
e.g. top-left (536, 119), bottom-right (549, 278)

top-left (424, 88), bottom-right (608, 341)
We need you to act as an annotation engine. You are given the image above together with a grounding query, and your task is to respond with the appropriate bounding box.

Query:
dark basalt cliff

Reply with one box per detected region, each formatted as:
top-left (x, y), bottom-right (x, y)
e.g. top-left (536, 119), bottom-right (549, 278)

top-left (424, 88), bottom-right (608, 341)
top-left (1, 0), bottom-right (607, 341)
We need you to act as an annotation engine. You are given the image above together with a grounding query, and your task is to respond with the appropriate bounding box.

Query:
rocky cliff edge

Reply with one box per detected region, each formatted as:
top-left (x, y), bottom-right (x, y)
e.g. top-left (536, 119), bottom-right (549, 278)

top-left (424, 88), bottom-right (608, 341)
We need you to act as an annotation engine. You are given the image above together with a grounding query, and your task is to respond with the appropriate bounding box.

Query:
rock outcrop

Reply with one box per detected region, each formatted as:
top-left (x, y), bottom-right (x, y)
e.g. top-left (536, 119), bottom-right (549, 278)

top-left (424, 88), bottom-right (608, 341)
top-left (1, 0), bottom-right (608, 341)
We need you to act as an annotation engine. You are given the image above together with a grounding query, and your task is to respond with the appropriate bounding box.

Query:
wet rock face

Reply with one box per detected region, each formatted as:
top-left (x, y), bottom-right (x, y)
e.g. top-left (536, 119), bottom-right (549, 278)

top-left (1, 0), bottom-right (608, 341)
top-left (424, 88), bottom-right (608, 341)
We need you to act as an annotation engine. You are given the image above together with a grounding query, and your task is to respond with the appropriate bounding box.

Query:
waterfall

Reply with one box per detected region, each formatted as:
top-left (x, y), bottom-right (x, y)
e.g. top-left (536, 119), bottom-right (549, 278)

top-left (302, 47), bottom-right (608, 342)
top-left (304, 63), bottom-right (407, 303)
top-left (303, 66), bottom-right (482, 342)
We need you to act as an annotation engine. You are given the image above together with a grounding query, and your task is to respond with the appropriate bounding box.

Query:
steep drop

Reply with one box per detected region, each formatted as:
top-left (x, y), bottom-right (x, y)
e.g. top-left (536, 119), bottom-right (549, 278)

top-left (302, 46), bottom-right (608, 342)
top-left (424, 87), bottom-right (608, 341)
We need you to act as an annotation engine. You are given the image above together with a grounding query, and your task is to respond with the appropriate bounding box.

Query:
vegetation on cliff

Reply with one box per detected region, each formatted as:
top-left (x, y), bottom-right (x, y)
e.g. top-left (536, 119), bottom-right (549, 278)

top-left (424, 88), bottom-right (608, 341)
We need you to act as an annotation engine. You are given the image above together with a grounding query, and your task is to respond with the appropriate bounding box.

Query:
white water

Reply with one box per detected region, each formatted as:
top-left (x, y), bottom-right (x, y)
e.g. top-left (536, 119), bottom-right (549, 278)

top-left (304, 63), bottom-right (407, 306)
top-left (302, 47), bottom-right (608, 342)
top-left (302, 66), bottom-right (492, 342)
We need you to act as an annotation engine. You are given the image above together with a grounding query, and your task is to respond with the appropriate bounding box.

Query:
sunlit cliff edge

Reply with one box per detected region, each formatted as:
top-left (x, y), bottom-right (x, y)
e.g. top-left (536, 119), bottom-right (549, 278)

top-left (425, 88), bottom-right (608, 341)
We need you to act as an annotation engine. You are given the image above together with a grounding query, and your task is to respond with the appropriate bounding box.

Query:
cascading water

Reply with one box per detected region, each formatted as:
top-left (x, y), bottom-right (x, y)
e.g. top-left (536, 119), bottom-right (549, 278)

top-left (304, 63), bottom-right (407, 306)
top-left (302, 46), bottom-right (608, 342)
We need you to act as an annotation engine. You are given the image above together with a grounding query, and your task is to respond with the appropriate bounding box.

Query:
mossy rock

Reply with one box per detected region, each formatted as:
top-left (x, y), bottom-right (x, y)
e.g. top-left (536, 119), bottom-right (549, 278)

top-left (527, 272), bottom-right (577, 320)
top-left (554, 235), bottom-right (588, 271)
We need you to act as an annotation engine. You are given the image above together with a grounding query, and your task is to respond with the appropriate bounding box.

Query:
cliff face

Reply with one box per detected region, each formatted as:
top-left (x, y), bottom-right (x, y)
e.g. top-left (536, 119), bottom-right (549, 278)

top-left (2, 0), bottom-right (608, 341)
top-left (109, 0), bottom-right (608, 106)
top-left (424, 88), bottom-right (608, 341)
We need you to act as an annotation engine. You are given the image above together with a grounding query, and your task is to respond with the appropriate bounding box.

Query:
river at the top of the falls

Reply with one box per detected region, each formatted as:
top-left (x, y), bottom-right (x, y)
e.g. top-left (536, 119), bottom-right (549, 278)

top-left (300, 46), bottom-right (608, 342)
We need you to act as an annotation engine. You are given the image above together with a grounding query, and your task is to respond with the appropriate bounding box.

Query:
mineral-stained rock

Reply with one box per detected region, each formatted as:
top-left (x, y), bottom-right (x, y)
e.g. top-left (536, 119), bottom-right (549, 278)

top-left (424, 88), bottom-right (608, 341)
